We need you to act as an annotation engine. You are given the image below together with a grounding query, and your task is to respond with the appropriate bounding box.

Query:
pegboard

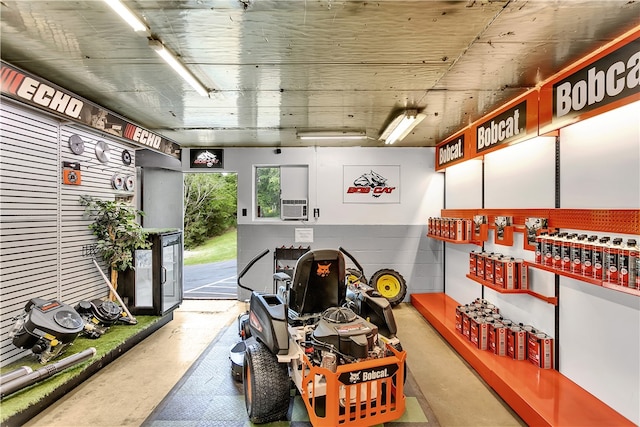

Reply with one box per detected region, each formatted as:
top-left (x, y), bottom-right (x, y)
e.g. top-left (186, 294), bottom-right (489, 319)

top-left (440, 208), bottom-right (639, 235)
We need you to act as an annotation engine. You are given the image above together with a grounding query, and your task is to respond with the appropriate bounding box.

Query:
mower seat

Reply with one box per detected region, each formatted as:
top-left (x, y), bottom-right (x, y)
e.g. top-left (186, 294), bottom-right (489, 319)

top-left (288, 249), bottom-right (346, 318)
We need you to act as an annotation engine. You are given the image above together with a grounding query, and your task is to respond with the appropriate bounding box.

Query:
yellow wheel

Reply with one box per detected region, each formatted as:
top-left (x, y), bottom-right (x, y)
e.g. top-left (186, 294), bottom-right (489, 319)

top-left (369, 269), bottom-right (407, 306)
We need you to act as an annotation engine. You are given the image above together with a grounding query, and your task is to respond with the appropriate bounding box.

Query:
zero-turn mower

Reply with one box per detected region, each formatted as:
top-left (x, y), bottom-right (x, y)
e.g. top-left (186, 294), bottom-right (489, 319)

top-left (231, 247), bottom-right (406, 426)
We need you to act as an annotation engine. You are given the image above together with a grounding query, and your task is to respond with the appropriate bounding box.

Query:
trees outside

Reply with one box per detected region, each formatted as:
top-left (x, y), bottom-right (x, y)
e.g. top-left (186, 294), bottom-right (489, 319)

top-left (256, 167), bottom-right (280, 218)
top-left (183, 173), bottom-right (237, 248)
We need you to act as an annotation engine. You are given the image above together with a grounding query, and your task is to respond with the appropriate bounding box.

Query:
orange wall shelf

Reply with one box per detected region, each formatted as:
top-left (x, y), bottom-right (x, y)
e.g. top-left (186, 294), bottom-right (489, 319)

top-left (411, 293), bottom-right (634, 427)
top-left (465, 274), bottom-right (558, 305)
top-left (524, 261), bottom-right (640, 297)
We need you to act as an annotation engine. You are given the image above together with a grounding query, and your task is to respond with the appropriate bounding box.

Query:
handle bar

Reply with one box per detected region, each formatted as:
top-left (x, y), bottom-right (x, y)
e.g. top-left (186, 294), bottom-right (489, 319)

top-left (237, 249), bottom-right (270, 292)
top-left (339, 247), bottom-right (364, 274)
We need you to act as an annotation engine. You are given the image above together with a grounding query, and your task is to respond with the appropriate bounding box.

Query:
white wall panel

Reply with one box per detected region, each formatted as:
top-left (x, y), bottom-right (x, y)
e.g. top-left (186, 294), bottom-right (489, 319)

top-left (556, 100), bottom-right (640, 424)
top-left (484, 136), bottom-right (556, 209)
top-left (560, 101), bottom-right (640, 209)
top-left (444, 159), bottom-right (483, 209)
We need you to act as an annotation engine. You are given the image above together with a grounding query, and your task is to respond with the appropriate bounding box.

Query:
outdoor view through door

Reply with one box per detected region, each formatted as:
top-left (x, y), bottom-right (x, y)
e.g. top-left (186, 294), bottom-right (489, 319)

top-left (182, 173), bottom-right (238, 299)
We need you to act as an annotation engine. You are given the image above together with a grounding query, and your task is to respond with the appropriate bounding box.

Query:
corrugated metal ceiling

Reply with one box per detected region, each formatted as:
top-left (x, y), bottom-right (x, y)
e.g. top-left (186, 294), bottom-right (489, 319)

top-left (1, 0), bottom-right (638, 148)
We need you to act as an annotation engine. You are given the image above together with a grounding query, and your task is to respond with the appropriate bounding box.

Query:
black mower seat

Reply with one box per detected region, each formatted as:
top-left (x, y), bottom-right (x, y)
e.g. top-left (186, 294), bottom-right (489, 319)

top-left (288, 249), bottom-right (346, 317)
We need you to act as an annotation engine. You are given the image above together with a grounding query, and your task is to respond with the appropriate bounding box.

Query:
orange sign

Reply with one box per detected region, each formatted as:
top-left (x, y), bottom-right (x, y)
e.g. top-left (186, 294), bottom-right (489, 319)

top-left (435, 127), bottom-right (472, 171)
top-left (470, 90), bottom-right (539, 157)
top-left (539, 26), bottom-right (640, 134)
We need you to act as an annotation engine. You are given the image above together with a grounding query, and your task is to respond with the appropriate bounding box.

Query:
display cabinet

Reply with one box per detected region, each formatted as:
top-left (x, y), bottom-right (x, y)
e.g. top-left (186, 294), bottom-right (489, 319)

top-left (120, 229), bottom-right (183, 316)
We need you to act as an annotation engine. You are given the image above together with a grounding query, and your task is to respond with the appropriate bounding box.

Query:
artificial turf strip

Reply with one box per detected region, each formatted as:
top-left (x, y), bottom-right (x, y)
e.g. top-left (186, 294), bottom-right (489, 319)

top-left (0, 315), bottom-right (162, 424)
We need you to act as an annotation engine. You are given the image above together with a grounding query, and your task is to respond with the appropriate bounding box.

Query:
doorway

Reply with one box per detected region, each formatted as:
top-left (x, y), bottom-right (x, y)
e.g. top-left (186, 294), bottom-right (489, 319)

top-left (182, 172), bottom-right (238, 299)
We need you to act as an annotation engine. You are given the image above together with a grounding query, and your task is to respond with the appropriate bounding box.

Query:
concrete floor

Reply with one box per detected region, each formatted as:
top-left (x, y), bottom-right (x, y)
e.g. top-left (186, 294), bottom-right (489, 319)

top-left (24, 300), bottom-right (524, 427)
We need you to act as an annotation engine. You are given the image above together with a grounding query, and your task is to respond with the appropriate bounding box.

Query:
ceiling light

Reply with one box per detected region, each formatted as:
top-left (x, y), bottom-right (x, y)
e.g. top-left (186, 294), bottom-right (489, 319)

top-left (103, 0), bottom-right (149, 34)
top-left (379, 109), bottom-right (426, 144)
top-left (149, 40), bottom-right (210, 97)
top-left (297, 130), bottom-right (367, 140)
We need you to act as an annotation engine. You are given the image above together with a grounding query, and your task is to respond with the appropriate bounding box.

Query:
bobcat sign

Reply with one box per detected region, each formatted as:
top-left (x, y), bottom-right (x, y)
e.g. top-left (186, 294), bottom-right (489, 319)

top-left (343, 165), bottom-right (400, 204)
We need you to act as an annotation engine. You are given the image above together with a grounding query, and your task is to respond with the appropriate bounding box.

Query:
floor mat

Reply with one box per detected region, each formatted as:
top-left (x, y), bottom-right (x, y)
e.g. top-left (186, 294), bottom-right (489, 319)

top-left (143, 324), bottom-right (439, 427)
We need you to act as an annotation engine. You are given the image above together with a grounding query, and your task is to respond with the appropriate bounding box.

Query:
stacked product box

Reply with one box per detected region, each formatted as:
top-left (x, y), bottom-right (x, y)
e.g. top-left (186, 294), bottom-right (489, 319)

top-left (535, 233), bottom-right (639, 289)
top-left (428, 217), bottom-right (472, 242)
top-left (455, 298), bottom-right (554, 369)
top-left (469, 251), bottom-right (528, 290)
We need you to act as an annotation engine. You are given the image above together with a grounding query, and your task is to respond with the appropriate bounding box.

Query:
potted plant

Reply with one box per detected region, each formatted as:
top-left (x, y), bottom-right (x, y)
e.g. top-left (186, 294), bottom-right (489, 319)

top-left (80, 195), bottom-right (150, 300)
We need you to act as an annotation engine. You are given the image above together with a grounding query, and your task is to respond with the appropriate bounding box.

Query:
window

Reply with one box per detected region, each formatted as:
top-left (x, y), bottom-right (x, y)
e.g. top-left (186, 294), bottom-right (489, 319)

top-left (256, 167), bottom-right (281, 218)
top-left (255, 165), bottom-right (309, 219)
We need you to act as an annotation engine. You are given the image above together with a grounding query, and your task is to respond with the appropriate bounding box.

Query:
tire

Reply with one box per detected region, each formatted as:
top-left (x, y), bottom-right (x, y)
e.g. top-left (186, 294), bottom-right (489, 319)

top-left (346, 268), bottom-right (366, 285)
top-left (369, 268), bottom-right (407, 306)
top-left (243, 340), bottom-right (291, 424)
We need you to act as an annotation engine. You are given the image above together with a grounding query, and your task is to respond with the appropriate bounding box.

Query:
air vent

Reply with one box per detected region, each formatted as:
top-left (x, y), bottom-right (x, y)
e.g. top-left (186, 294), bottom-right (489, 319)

top-left (281, 199), bottom-right (307, 220)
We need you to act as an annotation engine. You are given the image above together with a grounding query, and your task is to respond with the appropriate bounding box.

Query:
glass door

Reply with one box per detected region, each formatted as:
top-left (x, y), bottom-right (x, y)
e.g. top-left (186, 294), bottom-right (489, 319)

top-left (161, 232), bottom-right (183, 314)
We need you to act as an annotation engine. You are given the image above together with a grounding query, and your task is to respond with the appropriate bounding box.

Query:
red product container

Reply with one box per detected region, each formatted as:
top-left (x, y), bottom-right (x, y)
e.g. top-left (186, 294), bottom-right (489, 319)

top-left (528, 332), bottom-right (554, 369)
top-left (485, 255), bottom-right (495, 284)
top-left (476, 253), bottom-right (486, 280)
top-left (593, 237), bottom-right (610, 280)
top-left (514, 259), bottom-right (528, 290)
top-left (494, 257), bottom-right (505, 287)
top-left (489, 324), bottom-right (508, 356)
top-left (570, 234), bottom-right (587, 274)
top-left (561, 234), bottom-right (574, 272)
top-left (543, 234), bottom-right (555, 267)
top-left (582, 236), bottom-right (597, 277)
top-left (605, 238), bottom-right (623, 283)
top-left (462, 313), bottom-right (473, 340)
top-left (507, 326), bottom-right (527, 361)
top-left (469, 251), bottom-right (477, 276)
top-left (455, 306), bottom-right (464, 334)
top-left (535, 232), bottom-right (546, 264)
top-left (454, 219), bottom-right (464, 241)
top-left (552, 233), bottom-right (565, 270)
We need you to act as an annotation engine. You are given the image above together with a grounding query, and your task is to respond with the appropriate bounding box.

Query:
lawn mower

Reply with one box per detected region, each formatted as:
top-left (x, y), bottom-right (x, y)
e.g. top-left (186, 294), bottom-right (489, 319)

top-left (232, 247), bottom-right (406, 426)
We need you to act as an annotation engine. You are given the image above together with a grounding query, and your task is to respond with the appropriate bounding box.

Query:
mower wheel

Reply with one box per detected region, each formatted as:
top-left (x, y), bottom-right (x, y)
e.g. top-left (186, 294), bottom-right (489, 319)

top-left (369, 268), bottom-right (407, 306)
top-left (346, 268), bottom-right (366, 285)
top-left (243, 340), bottom-right (291, 424)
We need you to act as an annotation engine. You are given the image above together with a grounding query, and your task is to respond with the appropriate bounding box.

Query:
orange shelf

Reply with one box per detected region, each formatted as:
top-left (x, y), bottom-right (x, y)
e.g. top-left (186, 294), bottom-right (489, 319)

top-left (466, 274), bottom-right (558, 305)
top-left (440, 208), bottom-right (639, 235)
top-left (411, 293), bottom-right (634, 427)
top-left (524, 261), bottom-right (640, 297)
top-left (426, 233), bottom-right (483, 246)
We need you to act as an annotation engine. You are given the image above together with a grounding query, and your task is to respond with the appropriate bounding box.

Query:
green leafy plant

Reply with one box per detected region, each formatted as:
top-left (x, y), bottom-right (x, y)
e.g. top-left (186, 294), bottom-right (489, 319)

top-left (80, 196), bottom-right (150, 297)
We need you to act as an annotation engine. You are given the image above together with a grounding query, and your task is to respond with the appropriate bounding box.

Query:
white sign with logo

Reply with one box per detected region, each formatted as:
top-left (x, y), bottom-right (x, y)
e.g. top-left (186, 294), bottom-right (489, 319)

top-left (343, 165), bottom-right (400, 204)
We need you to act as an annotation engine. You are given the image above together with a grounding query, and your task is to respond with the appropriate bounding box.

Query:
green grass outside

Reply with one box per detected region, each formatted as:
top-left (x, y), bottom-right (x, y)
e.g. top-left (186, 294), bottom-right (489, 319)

top-left (184, 228), bottom-right (237, 266)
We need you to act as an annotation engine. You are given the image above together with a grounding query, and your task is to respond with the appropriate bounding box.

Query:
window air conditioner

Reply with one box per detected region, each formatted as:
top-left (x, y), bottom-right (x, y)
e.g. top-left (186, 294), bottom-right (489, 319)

top-left (281, 199), bottom-right (307, 220)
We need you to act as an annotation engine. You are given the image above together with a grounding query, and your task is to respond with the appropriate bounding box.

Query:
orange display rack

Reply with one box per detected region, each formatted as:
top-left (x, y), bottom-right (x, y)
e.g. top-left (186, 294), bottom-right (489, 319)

top-left (411, 293), bottom-right (634, 427)
top-left (465, 274), bottom-right (558, 305)
top-left (525, 261), bottom-right (640, 297)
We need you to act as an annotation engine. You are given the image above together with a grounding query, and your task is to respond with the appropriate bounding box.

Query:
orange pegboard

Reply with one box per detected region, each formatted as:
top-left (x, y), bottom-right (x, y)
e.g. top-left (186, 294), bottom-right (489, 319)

top-left (440, 209), bottom-right (639, 235)
top-left (548, 209), bottom-right (639, 235)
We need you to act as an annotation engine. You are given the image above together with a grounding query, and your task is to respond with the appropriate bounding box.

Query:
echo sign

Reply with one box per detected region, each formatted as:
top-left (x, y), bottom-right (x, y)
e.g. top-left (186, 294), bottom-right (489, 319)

top-left (476, 101), bottom-right (527, 153)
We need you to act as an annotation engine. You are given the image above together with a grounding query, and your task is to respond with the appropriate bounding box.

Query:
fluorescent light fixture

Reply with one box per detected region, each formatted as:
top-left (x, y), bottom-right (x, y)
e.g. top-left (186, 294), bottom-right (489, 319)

top-left (379, 109), bottom-right (426, 144)
top-left (149, 39), bottom-right (209, 97)
top-left (297, 130), bottom-right (367, 140)
top-left (103, 0), bottom-right (149, 34)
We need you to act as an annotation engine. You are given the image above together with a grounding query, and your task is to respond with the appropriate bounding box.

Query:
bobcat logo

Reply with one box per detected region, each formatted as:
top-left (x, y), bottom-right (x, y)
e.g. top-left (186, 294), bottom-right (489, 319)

top-left (349, 372), bottom-right (361, 383)
top-left (316, 262), bottom-right (332, 277)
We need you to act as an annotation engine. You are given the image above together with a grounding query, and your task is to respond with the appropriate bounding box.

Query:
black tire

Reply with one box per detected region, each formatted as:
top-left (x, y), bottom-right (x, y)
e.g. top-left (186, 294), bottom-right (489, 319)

top-left (369, 268), bottom-right (407, 306)
top-left (243, 340), bottom-right (291, 424)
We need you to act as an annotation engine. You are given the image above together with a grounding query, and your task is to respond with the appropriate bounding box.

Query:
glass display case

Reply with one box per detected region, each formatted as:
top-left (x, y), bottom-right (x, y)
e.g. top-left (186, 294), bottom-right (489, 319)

top-left (120, 229), bottom-right (183, 316)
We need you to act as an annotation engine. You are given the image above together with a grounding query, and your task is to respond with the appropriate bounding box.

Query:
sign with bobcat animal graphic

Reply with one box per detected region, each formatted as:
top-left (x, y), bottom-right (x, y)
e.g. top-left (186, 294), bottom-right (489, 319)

top-left (343, 165), bottom-right (400, 204)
